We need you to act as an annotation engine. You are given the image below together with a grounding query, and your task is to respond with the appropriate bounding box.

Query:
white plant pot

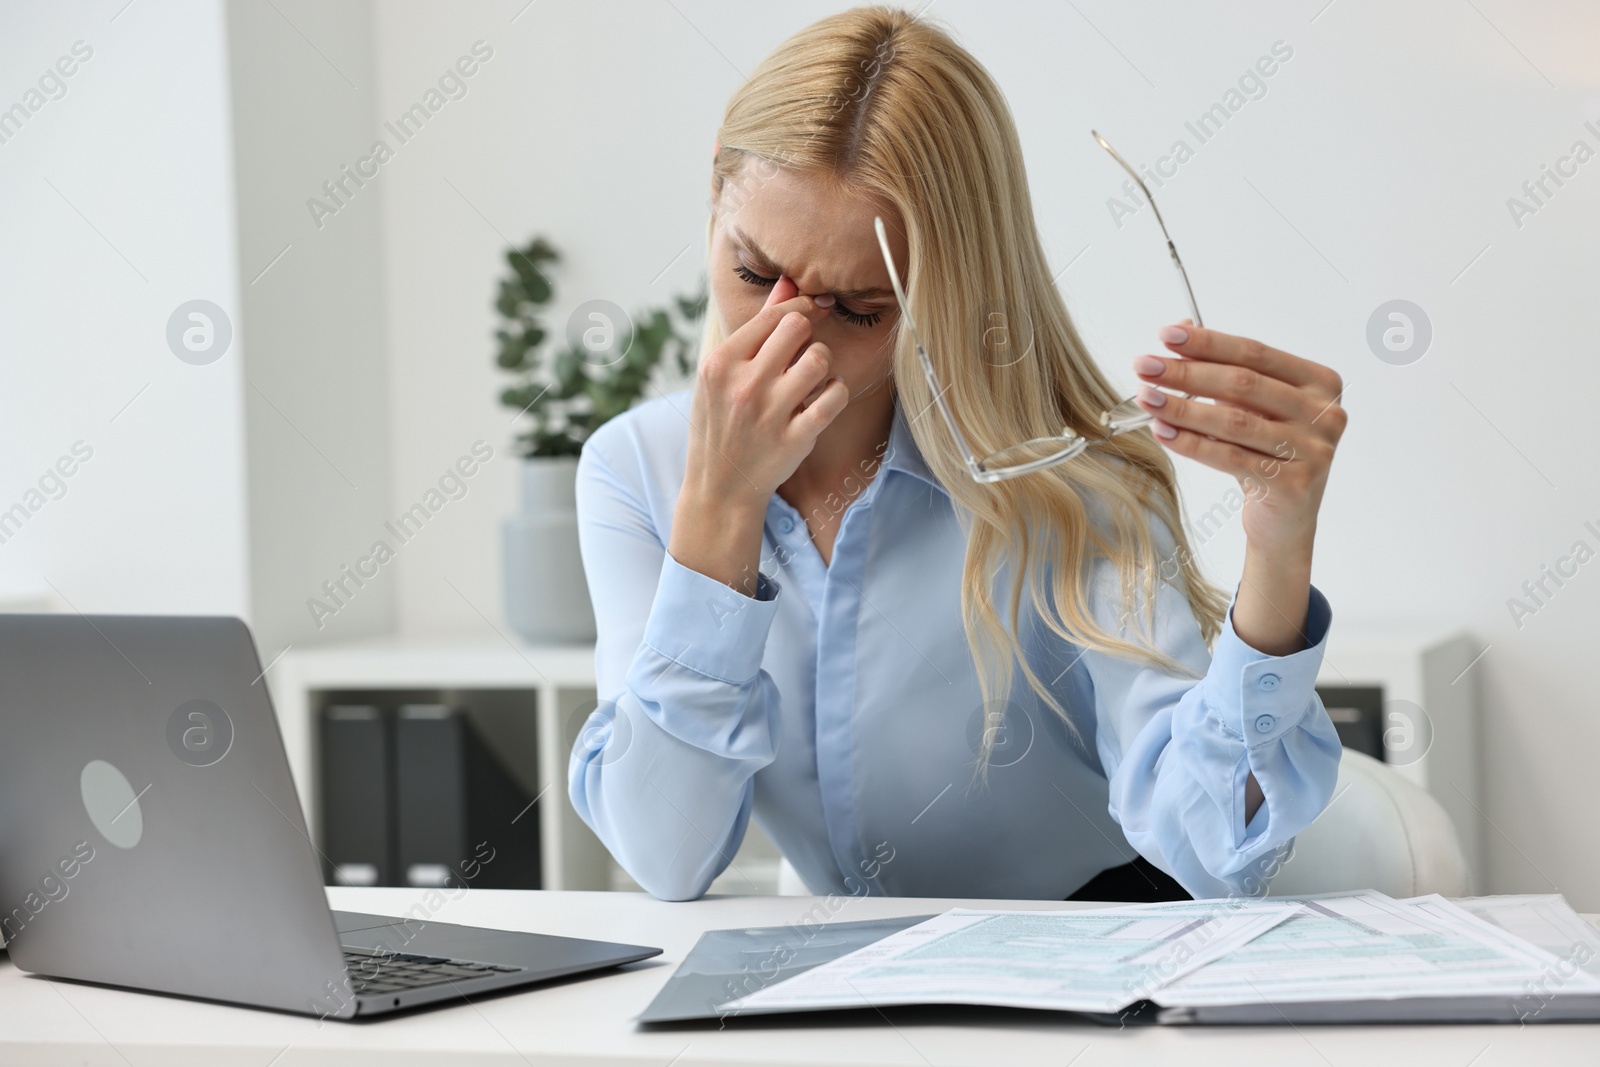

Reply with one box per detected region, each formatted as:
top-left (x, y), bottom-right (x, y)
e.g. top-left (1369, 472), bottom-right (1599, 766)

top-left (502, 456), bottom-right (596, 644)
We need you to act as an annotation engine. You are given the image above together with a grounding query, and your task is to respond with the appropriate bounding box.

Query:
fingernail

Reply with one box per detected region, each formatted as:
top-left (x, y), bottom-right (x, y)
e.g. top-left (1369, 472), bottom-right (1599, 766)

top-left (1134, 354), bottom-right (1165, 376)
top-left (1137, 384), bottom-right (1166, 407)
top-left (1159, 325), bottom-right (1189, 345)
top-left (1152, 418), bottom-right (1178, 440)
top-left (814, 293), bottom-right (836, 308)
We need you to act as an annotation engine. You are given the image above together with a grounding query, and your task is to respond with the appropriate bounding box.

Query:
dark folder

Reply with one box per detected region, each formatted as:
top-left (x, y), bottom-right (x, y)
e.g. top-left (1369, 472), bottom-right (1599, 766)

top-left (319, 704), bottom-right (392, 887)
top-left (393, 704), bottom-right (541, 889)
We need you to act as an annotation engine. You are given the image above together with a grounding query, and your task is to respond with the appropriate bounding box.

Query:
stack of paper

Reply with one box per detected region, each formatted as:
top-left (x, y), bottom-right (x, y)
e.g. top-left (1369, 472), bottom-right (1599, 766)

top-left (1153, 893), bottom-right (1600, 1023)
top-left (659, 892), bottom-right (1600, 1026)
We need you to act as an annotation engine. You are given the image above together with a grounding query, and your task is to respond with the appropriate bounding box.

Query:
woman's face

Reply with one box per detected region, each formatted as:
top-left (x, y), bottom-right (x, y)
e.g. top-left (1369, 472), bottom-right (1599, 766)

top-left (709, 156), bottom-right (907, 402)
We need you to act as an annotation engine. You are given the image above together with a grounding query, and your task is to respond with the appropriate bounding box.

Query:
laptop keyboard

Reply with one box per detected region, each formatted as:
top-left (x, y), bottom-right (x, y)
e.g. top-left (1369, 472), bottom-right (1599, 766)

top-left (342, 945), bottom-right (525, 996)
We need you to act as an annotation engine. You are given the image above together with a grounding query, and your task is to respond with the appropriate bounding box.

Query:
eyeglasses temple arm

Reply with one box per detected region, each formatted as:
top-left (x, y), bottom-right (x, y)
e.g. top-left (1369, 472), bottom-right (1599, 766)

top-left (1168, 239), bottom-right (1203, 330)
top-left (1092, 130), bottom-right (1203, 329)
top-left (916, 345), bottom-right (986, 478)
top-left (875, 215), bottom-right (990, 478)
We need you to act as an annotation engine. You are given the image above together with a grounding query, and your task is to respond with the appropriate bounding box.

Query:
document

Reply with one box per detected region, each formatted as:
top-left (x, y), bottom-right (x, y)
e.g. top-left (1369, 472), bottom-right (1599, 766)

top-left (718, 899), bottom-right (1300, 1015)
top-left (1452, 894), bottom-right (1600, 978)
top-left (709, 891), bottom-right (1600, 1025)
top-left (1153, 891), bottom-right (1600, 1009)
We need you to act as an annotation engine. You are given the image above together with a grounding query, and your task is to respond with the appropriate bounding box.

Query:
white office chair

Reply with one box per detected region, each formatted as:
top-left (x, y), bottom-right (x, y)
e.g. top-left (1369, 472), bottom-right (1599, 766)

top-left (1265, 748), bottom-right (1469, 897)
top-left (772, 750), bottom-right (1469, 898)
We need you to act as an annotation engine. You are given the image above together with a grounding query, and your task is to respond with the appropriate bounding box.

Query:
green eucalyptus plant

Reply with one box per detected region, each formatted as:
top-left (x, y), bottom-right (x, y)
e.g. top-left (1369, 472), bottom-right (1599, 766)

top-left (495, 236), bottom-right (707, 458)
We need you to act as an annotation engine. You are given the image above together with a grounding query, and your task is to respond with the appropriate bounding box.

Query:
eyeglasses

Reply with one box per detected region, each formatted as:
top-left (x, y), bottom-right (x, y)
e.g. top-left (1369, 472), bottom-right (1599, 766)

top-left (873, 130), bottom-right (1202, 484)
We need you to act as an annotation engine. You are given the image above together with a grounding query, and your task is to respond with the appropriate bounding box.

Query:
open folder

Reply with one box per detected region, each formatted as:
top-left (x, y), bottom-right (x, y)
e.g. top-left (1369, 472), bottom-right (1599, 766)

top-left (638, 892), bottom-right (1600, 1026)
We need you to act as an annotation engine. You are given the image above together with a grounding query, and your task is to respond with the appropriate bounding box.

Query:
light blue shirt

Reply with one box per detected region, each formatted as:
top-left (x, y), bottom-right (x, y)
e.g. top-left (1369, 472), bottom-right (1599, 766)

top-left (568, 388), bottom-right (1340, 901)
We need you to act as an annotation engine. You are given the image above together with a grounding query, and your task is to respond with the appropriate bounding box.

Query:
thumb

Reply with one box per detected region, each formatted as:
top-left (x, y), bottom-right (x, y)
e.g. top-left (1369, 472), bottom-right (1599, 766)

top-left (765, 274), bottom-right (799, 308)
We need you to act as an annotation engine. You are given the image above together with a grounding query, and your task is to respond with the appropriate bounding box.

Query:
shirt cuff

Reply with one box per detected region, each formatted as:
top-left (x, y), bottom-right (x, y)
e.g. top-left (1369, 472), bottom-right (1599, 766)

top-left (641, 552), bottom-right (782, 684)
top-left (1202, 583), bottom-right (1332, 747)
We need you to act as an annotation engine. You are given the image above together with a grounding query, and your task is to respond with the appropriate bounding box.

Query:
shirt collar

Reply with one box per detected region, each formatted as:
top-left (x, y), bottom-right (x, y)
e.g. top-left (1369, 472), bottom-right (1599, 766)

top-left (881, 395), bottom-right (945, 493)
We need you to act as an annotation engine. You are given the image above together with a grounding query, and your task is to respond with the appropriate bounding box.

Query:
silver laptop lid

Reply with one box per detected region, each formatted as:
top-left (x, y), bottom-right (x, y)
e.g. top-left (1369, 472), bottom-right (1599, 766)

top-left (0, 614), bottom-right (354, 1017)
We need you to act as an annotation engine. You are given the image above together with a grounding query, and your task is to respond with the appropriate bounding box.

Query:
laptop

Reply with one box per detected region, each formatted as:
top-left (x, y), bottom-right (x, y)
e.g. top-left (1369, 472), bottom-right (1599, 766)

top-left (0, 613), bottom-right (661, 1018)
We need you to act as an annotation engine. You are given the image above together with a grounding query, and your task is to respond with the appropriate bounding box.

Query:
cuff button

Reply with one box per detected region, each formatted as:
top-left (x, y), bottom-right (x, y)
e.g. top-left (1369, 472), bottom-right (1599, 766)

top-left (1257, 672), bottom-right (1281, 691)
top-left (1254, 713), bottom-right (1276, 734)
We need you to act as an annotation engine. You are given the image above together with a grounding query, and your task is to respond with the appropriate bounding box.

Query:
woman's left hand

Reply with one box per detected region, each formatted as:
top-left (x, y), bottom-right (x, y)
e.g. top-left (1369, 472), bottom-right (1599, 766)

top-left (1131, 321), bottom-right (1346, 556)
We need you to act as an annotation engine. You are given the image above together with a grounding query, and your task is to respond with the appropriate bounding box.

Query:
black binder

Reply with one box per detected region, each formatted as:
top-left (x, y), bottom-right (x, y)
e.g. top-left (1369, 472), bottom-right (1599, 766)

top-left (318, 704), bottom-right (392, 886)
top-left (392, 704), bottom-right (542, 890)
top-left (1313, 684), bottom-right (1385, 759)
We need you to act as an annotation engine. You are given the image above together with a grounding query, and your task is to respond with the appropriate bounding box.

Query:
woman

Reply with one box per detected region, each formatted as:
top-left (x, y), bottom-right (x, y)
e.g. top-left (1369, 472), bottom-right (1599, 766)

top-left (568, 6), bottom-right (1346, 903)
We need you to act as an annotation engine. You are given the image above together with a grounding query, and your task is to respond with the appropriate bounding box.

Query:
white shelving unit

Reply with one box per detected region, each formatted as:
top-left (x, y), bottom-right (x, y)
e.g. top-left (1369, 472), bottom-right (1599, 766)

top-left (269, 637), bottom-right (782, 894)
top-left (271, 638), bottom-right (609, 891)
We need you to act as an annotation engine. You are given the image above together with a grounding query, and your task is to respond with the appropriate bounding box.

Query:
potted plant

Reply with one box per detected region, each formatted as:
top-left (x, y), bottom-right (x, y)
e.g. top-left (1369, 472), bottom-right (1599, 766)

top-left (494, 236), bottom-right (706, 643)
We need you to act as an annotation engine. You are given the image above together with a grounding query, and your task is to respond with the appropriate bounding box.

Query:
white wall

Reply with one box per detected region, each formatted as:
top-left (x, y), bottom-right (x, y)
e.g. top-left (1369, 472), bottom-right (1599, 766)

top-left (370, 0), bottom-right (726, 644)
top-left (0, 0), bottom-right (403, 662)
top-left (366, 1), bottom-right (1600, 906)
top-left (226, 0), bottom-right (398, 658)
top-left (0, 0), bottom-right (250, 618)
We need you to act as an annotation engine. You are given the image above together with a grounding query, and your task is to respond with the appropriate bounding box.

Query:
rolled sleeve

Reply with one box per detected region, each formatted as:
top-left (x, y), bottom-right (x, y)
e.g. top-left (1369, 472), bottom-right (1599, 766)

top-left (1090, 543), bottom-right (1343, 897)
top-left (1202, 583), bottom-right (1333, 747)
top-left (642, 553), bottom-right (782, 685)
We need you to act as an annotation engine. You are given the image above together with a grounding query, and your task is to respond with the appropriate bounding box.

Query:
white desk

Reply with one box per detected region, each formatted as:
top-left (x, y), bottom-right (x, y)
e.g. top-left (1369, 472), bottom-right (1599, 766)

top-left (3, 887), bottom-right (1596, 1065)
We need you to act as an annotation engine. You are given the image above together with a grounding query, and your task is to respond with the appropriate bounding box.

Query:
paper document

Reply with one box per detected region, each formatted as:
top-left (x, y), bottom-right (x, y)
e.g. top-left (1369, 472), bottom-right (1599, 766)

top-left (1452, 894), bottom-right (1600, 978)
top-left (1154, 891), bottom-right (1600, 1008)
top-left (718, 900), bottom-right (1300, 1015)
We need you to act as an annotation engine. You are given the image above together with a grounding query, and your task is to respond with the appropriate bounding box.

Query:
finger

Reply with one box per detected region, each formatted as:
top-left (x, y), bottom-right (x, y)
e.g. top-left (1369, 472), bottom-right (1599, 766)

top-left (790, 375), bottom-right (850, 437)
top-left (765, 272), bottom-right (798, 308)
top-left (1157, 323), bottom-right (1339, 394)
top-left (1133, 353), bottom-right (1306, 421)
top-left (1146, 415), bottom-right (1295, 481)
top-left (1134, 385), bottom-right (1303, 458)
top-left (794, 372), bottom-right (831, 413)
top-left (774, 341), bottom-right (833, 410)
top-left (750, 308), bottom-right (822, 378)
top-left (1170, 318), bottom-right (1257, 413)
top-left (724, 276), bottom-right (829, 362)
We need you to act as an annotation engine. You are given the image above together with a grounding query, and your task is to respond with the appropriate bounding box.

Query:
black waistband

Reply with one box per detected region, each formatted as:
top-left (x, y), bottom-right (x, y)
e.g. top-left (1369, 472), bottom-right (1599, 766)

top-left (1065, 856), bottom-right (1191, 902)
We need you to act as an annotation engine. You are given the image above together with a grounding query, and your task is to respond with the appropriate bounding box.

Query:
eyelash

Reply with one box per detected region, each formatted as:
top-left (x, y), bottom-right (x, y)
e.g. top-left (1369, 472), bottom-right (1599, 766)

top-left (732, 264), bottom-right (883, 328)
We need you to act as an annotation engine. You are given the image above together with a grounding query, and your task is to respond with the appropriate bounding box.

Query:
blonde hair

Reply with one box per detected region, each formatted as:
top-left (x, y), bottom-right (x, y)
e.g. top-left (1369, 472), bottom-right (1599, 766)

top-left (704, 6), bottom-right (1231, 775)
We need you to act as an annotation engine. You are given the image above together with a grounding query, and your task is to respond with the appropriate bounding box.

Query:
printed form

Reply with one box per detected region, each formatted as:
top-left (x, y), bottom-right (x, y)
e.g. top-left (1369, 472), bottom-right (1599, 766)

top-left (719, 900), bottom-right (1299, 1015)
top-left (718, 892), bottom-right (1600, 1016)
top-left (1153, 892), bottom-right (1600, 1008)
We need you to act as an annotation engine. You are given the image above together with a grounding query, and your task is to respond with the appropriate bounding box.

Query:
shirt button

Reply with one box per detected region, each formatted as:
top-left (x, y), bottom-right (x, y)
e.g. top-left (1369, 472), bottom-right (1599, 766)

top-left (778, 517), bottom-right (796, 534)
top-left (1257, 673), bottom-right (1280, 691)
top-left (1254, 714), bottom-right (1276, 735)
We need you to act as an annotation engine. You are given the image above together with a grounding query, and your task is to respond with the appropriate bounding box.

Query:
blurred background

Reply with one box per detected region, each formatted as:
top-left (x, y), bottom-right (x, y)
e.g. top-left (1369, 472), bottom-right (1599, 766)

top-left (2, 0), bottom-right (1598, 905)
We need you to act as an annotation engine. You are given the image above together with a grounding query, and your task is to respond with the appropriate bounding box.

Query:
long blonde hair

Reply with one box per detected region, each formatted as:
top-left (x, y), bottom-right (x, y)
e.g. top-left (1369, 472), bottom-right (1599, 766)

top-left (703, 6), bottom-right (1231, 770)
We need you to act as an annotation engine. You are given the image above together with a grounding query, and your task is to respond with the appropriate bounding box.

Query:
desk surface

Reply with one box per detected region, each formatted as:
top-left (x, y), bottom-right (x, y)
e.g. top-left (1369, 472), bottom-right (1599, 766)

top-left (3, 887), bottom-right (1596, 1066)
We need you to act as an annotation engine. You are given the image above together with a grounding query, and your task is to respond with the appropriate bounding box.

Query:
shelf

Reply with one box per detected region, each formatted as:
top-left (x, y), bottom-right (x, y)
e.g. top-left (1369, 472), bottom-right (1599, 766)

top-left (270, 637), bottom-right (608, 892)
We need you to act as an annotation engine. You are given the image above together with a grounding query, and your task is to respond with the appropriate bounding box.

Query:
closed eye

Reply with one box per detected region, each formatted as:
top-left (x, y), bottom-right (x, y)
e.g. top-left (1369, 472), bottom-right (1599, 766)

top-left (732, 264), bottom-right (883, 329)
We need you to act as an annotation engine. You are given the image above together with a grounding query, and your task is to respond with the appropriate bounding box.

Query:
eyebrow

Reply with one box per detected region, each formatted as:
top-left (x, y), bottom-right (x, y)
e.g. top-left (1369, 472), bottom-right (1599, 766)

top-left (731, 225), bottom-right (894, 303)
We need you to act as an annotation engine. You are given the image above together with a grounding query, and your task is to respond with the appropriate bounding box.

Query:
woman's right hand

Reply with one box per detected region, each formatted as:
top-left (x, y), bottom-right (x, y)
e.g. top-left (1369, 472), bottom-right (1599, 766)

top-left (682, 274), bottom-right (850, 506)
top-left (670, 275), bottom-right (850, 596)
